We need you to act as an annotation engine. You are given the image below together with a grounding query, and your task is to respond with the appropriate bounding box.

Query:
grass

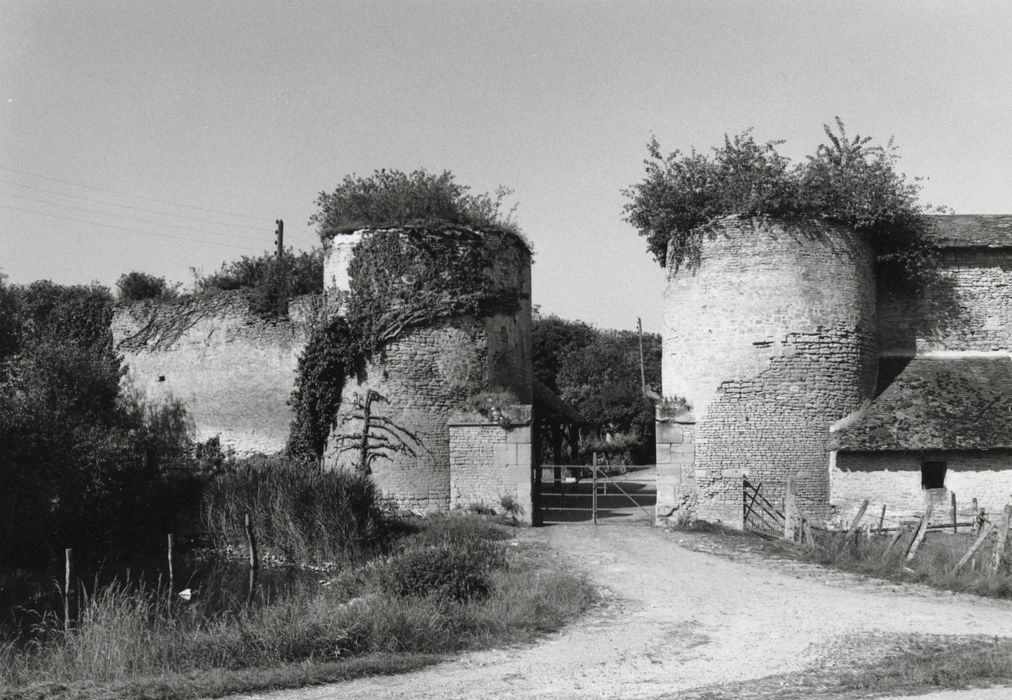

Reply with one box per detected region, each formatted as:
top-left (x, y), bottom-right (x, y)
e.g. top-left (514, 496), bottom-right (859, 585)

top-left (794, 526), bottom-right (1012, 599)
top-left (676, 634), bottom-right (1012, 699)
top-left (672, 518), bottom-right (1012, 599)
top-left (200, 457), bottom-right (389, 566)
top-left (0, 513), bottom-right (594, 700)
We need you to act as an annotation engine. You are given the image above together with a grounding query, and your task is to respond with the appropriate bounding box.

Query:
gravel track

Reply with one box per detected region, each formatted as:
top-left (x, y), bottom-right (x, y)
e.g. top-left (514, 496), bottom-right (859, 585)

top-left (231, 524), bottom-right (1012, 700)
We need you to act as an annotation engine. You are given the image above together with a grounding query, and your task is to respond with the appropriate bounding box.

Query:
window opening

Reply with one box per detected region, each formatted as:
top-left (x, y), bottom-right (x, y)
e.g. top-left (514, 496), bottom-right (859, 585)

top-left (920, 460), bottom-right (947, 489)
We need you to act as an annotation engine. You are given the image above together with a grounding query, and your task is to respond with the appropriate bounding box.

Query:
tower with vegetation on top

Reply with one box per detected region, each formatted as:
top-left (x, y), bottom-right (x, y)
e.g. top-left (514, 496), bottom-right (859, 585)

top-left (288, 170), bottom-right (533, 512)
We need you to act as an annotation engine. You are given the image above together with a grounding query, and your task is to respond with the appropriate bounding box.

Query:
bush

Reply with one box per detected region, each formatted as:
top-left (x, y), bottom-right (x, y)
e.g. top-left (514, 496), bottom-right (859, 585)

top-left (201, 456), bottom-right (389, 564)
top-left (623, 119), bottom-right (941, 289)
top-left (194, 247), bottom-right (324, 317)
top-left (379, 540), bottom-right (506, 602)
top-left (311, 169), bottom-right (521, 238)
top-left (116, 272), bottom-right (176, 301)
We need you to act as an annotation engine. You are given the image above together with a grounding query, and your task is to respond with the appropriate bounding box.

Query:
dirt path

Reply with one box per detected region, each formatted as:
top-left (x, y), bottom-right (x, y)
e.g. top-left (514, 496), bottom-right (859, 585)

top-left (233, 524), bottom-right (1012, 700)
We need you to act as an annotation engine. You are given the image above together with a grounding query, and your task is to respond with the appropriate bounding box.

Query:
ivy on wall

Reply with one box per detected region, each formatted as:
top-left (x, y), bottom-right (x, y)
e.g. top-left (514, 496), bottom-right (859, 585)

top-left (286, 225), bottom-right (528, 464)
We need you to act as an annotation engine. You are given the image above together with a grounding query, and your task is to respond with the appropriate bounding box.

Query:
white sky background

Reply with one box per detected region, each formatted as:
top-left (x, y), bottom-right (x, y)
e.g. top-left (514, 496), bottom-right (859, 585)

top-left (1, 1), bottom-right (1011, 333)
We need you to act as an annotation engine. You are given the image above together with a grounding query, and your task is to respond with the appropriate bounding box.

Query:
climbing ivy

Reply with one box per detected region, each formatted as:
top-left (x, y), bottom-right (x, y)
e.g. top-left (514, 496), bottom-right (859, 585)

top-left (287, 225), bottom-right (528, 463)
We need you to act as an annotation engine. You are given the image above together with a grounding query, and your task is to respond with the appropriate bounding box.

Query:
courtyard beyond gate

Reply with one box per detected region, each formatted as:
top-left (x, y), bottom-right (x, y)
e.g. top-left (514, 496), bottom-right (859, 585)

top-left (536, 464), bottom-right (656, 525)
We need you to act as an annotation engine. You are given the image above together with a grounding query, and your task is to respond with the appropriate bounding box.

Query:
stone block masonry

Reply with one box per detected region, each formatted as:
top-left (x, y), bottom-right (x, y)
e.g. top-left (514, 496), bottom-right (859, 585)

top-left (449, 408), bottom-right (533, 524)
top-left (658, 218), bottom-right (877, 527)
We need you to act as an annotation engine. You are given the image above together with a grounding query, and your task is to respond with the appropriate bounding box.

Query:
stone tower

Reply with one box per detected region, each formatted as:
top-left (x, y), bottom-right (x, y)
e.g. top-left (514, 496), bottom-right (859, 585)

top-left (655, 217), bottom-right (877, 525)
top-left (322, 226), bottom-right (532, 511)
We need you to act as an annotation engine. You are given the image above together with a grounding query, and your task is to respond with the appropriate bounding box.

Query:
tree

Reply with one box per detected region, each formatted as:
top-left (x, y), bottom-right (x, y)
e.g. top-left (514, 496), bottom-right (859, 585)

top-left (531, 312), bottom-right (597, 394)
top-left (532, 313), bottom-right (662, 464)
top-left (0, 278), bottom-right (199, 567)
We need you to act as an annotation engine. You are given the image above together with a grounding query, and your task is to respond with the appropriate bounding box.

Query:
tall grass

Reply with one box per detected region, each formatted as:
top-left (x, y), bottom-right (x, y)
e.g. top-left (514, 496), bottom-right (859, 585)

top-left (797, 527), bottom-right (1012, 598)
top-left (0, 513), bottom-right (594, 699)
top-left (201, 456), bottom-right (389, 565)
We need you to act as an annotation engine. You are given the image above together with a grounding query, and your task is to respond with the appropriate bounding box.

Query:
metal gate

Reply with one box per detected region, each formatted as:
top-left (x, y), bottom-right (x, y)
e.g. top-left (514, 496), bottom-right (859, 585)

top-left (536, 454), bottom-right (656, 525)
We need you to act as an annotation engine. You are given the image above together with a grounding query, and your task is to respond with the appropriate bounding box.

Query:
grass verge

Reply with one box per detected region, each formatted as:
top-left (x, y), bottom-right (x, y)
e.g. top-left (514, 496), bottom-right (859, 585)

top-left (677, 634), bottom-right (1012, 699)
top-left (0, 513), bottom-right (594, 700)
top-left (671, 520), bottom-right (1012, 599)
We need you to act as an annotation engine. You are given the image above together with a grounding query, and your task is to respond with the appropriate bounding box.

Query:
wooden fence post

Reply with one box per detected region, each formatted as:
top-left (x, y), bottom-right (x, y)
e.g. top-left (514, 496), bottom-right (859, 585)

top-left (167, 533), bottom-right (175, 607)
top-left (836, 499), bottom-right (869, 555)
top-left (64, 548), bottom-right (72, 633)
top-left (591, 452), bottom-right (598, 526)
top-left (802, 518), bottom-right (815, 549)
top-left (989, 504), bottom-right (1012, 576)
top-left (245, 512), bottom-right (259, 605)
top-left (881, 525), bottom-right (908, 563)
top-left (951, 493), bottom-right (958, 534)
top-left (878, 504), bottom-right (886, 533)
top-left (971, 498), bottom-right (979, 535)
top-left (905, 505), bottom-right (933, 562)
top-left (951, 523), bottom-right (996, 574)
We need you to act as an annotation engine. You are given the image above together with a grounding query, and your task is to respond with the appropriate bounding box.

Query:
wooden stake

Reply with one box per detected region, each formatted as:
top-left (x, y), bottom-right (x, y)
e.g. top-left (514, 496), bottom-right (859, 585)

top-left (167, 533), bottom-right (175, 605)
top-left (971, 498), bottom-right (979, 535)
top-left (64, 548), bottom-right (72, 633)
top-left (881, 525), bottom-right (907, 563)
top-left (803, 518), bottom-right (815, 549)
top-left (878, 504), bottom-right (886, 533)
top-left (591, 452), bottom-right (598, 526)
top-left (952, 523), bottom-right (996, 574)
top-left (989, 504), bottom-right (1012, 576)
top-left (905, 505), bottom-right (933, 562)
top-left (245, 512), bottom-right (259, 605)
top-left (836, 499), bottom-right (869, 554)
top-left (951, 492), bottom-right (958, 534)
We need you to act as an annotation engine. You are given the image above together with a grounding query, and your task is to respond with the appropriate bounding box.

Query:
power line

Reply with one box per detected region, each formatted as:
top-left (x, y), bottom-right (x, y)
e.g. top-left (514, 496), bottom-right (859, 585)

top-left (0, 179), bottom-right (271, 233)
top-left (2, 205), bottom-right (267, 252)
top-left (0, 190), bottom-right (268, 244)
top-left (0, 165), bottom-right (276, 222)
top-left (0, 179), bottom-right (320, 247)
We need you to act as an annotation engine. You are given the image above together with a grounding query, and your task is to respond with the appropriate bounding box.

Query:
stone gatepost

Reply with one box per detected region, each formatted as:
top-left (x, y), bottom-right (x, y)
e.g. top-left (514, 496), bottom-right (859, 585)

top-left (655, 402), bottom-right (697, 525)
top-left (448, 406), bottom-right (534, 524)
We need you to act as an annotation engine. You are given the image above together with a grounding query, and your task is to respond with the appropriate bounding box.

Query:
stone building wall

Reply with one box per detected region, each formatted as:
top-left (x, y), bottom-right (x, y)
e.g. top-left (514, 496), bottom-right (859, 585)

top-left (879, 248), bottom-right (1012, 355)
top-left (323, 228), bottom-right (532, 511)
top-left (658, 218), bottom-right (878, 526)
top-left (448, 409), bottom-right (533, 524)
top-left (832, 451), bottom-right (1012, 527)
top-left (112, 292), bottom-right (317, 455)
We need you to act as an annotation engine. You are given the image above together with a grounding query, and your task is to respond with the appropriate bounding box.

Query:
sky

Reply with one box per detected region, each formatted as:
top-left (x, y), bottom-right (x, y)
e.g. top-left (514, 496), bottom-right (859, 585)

top-left (2, 1), bottom-right (1011, 333)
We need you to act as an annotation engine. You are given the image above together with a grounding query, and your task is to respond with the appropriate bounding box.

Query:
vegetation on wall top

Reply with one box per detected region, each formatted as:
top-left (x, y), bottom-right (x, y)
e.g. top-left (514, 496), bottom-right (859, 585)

top-left (310, 168), bottom-right (525, 243)
top-left (623, 119), bottom-right (943, 288)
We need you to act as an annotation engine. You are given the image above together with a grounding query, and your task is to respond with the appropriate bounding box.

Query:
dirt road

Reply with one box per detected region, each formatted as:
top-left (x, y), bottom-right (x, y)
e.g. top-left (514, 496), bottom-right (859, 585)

top-left (234, 524), bottom-right (1012, 699)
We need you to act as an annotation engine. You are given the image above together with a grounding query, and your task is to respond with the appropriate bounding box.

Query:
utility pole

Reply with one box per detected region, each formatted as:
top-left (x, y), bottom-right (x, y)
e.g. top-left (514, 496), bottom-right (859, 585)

top-left (275, 219), bottom-right (288, 318)
top-left (637, 317), bottom-right (646, 396)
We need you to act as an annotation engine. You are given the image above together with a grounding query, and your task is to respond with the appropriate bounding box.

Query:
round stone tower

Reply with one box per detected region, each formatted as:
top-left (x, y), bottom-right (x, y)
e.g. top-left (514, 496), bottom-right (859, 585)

top-left (322, 226), bottom-right (532, 511)
top-left (656, 217), bottom-right (877, 525)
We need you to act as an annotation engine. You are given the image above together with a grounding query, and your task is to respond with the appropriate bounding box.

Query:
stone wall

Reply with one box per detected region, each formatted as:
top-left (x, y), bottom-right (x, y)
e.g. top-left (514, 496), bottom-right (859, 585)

top-left (832, 450), bottom-right (1012, 526)
top-left (112, 292), bottom-right (317, 455)
top-left (448, 408), bottom-right (533, 524)
top-left (659, 218), bottom-right (878, 526)
top-left (879, 248), bottom-right (1012, 355)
